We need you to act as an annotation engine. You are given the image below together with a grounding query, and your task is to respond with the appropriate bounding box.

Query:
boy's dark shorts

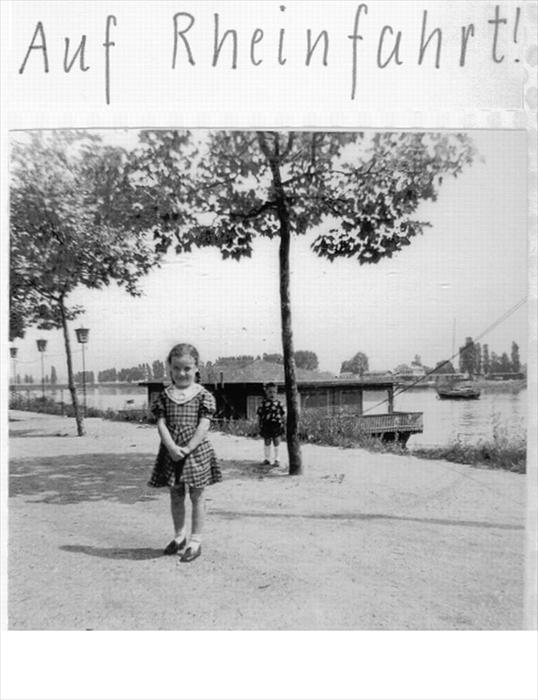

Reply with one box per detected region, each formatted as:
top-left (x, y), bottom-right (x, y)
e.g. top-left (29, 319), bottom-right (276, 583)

top-left (260, 423), bottom-right (284, 439)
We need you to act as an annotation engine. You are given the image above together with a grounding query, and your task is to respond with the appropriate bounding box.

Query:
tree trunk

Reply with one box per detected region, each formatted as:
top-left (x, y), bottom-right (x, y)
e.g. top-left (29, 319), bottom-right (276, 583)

top-left (277, 217), bottom-right (303, 475)
top-left (262, 135), bottom-right (303, 475)
top-left (59, 298), bottom-right (85, 436)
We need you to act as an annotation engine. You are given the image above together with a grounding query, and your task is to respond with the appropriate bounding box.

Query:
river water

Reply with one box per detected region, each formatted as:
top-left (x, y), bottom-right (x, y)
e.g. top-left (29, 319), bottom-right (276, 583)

top-left (24, 383), bottom-right (527, 448)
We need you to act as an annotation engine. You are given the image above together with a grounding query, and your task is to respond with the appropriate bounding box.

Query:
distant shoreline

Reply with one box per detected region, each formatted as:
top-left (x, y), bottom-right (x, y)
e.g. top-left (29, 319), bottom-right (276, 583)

top-left (9, 378), bottom-right (527, 394)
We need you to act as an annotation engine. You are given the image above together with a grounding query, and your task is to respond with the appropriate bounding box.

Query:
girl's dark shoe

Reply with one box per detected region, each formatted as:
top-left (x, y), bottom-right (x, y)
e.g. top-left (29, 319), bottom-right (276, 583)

top-left (163, 538), bottom-right (186, 555)
top-left (180, 544), bottom-right (202, 562)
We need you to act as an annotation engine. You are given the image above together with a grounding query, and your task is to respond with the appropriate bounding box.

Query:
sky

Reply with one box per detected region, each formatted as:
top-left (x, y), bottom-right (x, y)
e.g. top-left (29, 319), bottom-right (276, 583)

top-left (9, 129), bottom-right (529, 381)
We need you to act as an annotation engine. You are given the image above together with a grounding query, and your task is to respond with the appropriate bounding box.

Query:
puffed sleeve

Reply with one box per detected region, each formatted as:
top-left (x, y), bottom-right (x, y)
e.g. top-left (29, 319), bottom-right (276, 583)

top-left (150, 391), bottom-right (166, 420)
top-left (198, 389), bottom-right (216, 419)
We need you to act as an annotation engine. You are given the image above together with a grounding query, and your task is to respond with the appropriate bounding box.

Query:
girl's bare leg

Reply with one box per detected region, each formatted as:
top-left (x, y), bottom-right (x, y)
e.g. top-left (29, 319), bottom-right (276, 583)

top-left (169, 485), bottom-right (186, 540)
top-left (190, 487), bottom-right (205, 544)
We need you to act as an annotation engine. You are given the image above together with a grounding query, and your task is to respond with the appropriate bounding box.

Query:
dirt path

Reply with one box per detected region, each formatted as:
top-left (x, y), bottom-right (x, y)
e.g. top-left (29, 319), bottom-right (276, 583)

top-left (7, 410), bottom-right (527, 630)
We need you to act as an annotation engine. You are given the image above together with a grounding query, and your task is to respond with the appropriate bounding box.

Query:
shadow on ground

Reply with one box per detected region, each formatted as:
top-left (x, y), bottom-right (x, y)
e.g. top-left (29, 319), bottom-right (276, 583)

top-left (223, 460), bottom-right (288, 482)
top-left (9, 452), bottom-right (281, 506)
top-left (60, 544), bottom-right (164, 560)
top-left (9, 453), bottom-right (160, 505)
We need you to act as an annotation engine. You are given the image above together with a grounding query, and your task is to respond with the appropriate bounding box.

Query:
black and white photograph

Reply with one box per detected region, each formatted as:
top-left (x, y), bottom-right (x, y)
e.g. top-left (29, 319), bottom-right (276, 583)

top-left (2, 2), bottom-right (537, 700)
top-left (7, 127), bottom-right (530, 630)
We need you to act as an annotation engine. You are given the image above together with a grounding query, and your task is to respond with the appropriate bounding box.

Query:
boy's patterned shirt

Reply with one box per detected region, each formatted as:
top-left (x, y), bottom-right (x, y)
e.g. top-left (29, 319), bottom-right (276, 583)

top-left (257, 398), bottom-right (285, 425)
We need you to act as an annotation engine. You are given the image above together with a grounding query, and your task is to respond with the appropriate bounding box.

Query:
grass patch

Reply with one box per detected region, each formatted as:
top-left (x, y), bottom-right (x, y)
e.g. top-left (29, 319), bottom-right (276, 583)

top-left (212, 409), bottom-right (407, 456)
top-left (412, 419), bottom-right (526, 473)
top-left (8, 394), bottom-right (146, 423)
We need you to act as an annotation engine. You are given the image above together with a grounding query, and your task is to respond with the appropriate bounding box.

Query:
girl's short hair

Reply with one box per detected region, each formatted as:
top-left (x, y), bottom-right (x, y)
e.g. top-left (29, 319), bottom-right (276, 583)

top-left (167, 343), bottom-right (200, 365)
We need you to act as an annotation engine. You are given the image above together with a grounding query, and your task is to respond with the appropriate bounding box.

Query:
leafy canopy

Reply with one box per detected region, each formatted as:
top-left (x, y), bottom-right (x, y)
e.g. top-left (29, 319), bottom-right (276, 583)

top-left (10, 131), bottom-right (160, 336)
top-left (126, 130), bottom-right (476, 265)
top-left (340, 351), bottom-right (369, 376)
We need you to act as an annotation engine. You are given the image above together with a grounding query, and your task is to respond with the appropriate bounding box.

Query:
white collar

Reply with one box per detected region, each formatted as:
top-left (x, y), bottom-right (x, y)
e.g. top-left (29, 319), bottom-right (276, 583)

top-left (165, 383), bottom-right (203, 405)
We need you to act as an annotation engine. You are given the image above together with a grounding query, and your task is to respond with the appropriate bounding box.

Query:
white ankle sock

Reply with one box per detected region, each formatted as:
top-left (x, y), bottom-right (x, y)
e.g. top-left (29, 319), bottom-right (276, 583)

top-left (273, 445), bottom-right (279, 461)
top-left (189, 535), bottom-right (202, 551)
top-left (174, 529), bottom-right (186, 543)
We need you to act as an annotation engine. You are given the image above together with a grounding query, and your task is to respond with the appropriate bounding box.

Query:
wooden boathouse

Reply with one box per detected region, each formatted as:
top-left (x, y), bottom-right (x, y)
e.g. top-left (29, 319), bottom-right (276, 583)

top-left (140, 378), bottom-right (423, 445)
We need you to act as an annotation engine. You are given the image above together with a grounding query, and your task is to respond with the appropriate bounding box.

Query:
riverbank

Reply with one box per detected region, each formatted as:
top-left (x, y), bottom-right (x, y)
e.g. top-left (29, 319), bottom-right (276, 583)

top-left (8, 410), bottom-right (529, 630)
top-left (9, 396), bottom-right (528, 472)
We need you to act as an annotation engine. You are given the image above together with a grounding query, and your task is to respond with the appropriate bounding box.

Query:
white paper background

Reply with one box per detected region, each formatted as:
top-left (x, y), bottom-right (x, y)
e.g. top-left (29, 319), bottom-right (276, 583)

top-left (1, 2), bottom-right (537, 700)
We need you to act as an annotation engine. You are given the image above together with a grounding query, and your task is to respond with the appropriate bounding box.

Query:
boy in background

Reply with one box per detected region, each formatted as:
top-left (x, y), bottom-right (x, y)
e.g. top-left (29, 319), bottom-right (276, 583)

top-left (256, 382), bottom-right (285, 466)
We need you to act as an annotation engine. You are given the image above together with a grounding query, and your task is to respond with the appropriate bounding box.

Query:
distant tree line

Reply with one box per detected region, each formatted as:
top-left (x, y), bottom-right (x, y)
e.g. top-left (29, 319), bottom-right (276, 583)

top-left (74, 371), bottom-right (96, 384)
top-left (211, 352), bottom-right (319, 371)
top-left (459, 339), bottom-right (522, 377)
top-left (12, 365), bottom-right (58, 385)
top-left (98, 361), bottom-right (164, 383)
top-left (95, 352), bottom-right (320, 383)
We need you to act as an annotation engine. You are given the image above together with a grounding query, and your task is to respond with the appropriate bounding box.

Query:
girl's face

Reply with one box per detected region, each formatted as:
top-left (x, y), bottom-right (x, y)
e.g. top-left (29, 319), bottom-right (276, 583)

top-left (169, 354), bottom-right (197, 388)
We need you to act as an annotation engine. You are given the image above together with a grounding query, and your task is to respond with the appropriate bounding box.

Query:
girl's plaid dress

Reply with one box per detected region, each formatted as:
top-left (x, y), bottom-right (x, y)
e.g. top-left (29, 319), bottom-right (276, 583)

top-left (148, 386), bottom-right (222, 489)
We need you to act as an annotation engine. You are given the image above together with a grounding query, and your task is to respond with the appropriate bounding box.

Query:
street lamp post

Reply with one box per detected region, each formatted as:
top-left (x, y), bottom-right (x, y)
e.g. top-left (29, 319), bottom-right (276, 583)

top-left (75, 327), bottom-right (90, 417)
top-left (10, 346), bottom-right (17, 380)
top-left (10, 347), bottom-right (18, 397)
top-left (36, 339), bottom-right (47, 401)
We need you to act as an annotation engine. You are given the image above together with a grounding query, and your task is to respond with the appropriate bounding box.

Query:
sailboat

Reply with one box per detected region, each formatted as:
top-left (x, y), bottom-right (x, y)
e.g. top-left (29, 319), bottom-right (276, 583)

top-left (436, 318), bottom-right (481, 399)
top-left (436, 380), bottom-right (481, 400)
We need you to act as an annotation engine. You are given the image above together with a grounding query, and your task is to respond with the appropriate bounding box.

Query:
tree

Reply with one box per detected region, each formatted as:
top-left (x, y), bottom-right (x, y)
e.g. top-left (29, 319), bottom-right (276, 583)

top-left (50, 366), bottom-right (58, 385)
top-left (341, 351), bottom-right (369, 376)
top-left (152, 360), bottom-right (165, 380)
top-left (98, 367), bottom-right (117, 382)
top-left (459, 336), bottom-right (478, 377)
top-left (262, 353), bottom-right (283, 364)
top-left (75, 370), bottom-right (95, 384)
top-left (10, 132), bottom-right (160, 435)
top-left (9, 302), bottom-right (29, 341)
top-left (490, 351), bottom-right (501, 373)
top-left (499, 352), bottom-right (511, 373)
top-left (126, 130), bottom-right (475, 474)
top-left (511, 341), bottom-right (520, 373)
top-left (433, 360), bottom-right (455, 374)
top-left (482, 344), bottom-right (490, 376)
top-left (474, 342), bottom-right (482, 376)
top-left (294, 350), bottom-right (318, 371)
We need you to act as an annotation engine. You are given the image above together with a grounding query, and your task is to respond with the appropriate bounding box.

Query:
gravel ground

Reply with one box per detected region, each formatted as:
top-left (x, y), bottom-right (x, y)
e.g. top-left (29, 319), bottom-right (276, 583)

top-left (7, 410), bottom-right (529, 630)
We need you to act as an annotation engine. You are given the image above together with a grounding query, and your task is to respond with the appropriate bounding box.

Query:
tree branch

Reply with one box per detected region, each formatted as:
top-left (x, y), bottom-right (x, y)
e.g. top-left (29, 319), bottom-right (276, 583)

top-left (229, 199), bottom-right (277, 221)
top-left (257, 132), bottom-right (276, 163)
top-left (281, 132), bottom-right (295, 160)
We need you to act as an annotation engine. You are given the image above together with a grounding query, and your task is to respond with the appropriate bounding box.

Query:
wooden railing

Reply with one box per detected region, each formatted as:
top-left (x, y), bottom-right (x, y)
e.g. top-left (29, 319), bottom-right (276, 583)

top-left (356, 411), bottom-right (423, 434)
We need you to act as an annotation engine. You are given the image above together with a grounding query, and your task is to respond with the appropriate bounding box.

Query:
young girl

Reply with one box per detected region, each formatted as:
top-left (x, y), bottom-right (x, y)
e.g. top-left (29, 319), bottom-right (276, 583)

top-left (256, 382), bottom-right (285, 466)
top-left (148, 343), bottom-right (222, 562)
